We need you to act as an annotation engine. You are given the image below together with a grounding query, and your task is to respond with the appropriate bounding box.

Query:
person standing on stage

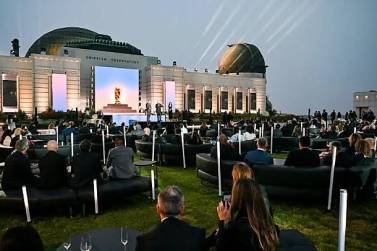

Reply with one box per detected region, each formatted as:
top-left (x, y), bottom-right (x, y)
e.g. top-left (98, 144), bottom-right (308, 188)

top-left (156, 103), bottom-right (162, 123)
top-left (146, 100), bottom-right (152, 123)
top-left (330, 109), bottom-right (336, 124)
top-left (168, 102), bottom-right (173, 121)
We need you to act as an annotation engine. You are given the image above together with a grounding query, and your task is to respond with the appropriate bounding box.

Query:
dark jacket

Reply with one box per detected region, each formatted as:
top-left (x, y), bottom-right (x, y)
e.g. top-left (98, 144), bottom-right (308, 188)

top-left (136, 217), bottom-right (205, 251)
top-left (322, 151), bottom-right (354, 168)
top-left (244, 149), bottom-right (273, 166)
top-left (38, 151), bottom-right (68, 189)
top-left (10, 136), bottom-right (19, 148)
top-left (1, 151), bottom-right (35, 190)
top-left (70, 152), bottom-right (102, 188)
top-left (284, 148), bottom-right (320, 167)
top-left (107, 146), bottom-right (137, 179)
top-left (210, 144), bottom-right (240, 161)
top-left (215, 216), bottom-right (262, 251)
top-left (353, 153), bottom-right (374, 166)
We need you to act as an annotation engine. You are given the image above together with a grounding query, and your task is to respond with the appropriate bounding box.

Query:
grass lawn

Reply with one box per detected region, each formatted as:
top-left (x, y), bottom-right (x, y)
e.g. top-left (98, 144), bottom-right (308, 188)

top-left (1, 157), bottom-right (376, 251)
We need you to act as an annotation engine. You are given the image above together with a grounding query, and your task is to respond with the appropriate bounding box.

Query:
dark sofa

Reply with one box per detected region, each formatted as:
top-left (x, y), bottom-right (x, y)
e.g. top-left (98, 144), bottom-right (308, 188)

top-left (0, 176), bottom-right (153, 214)
top-left (196, 153), bottom-right (376, 199)
top-left (135, 140), bottom-right (212, 166)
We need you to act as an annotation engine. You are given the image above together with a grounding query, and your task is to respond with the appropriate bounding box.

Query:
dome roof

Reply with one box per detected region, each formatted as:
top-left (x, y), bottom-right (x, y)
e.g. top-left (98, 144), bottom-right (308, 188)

top-left (218, 43), bottom-right (266, 74)
top-left (26, 27), bottom-right (98, 57)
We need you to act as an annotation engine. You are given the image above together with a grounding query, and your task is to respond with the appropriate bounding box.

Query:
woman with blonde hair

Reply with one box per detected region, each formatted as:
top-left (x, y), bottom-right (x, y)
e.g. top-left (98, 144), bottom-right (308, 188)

top-left (347, 133), bottom-right (362, 154)
top-left (10, 128), bottom-right (23, 147)
top-left (216, 179), bottom-right (279, 251)
top-left (354, 139), bottom-right (373, 166)
top-left (232, 162), bottom-right (254, 182)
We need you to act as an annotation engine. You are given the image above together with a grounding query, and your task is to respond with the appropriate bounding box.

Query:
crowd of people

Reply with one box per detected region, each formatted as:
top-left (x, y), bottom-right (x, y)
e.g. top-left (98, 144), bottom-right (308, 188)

top-left (1, 162), bottom-right (279, 251)
top-left (0, 108), bottom-right (376, 250)
top-left (0, 135), bottom-right (138, 191)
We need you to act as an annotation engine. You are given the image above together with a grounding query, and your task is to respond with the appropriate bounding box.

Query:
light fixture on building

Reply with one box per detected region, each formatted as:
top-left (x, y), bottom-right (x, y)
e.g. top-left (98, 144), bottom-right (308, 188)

top-left (173, 61), bottom-right (176, 66)
top-left (365, 95), bottom-right (368, 99)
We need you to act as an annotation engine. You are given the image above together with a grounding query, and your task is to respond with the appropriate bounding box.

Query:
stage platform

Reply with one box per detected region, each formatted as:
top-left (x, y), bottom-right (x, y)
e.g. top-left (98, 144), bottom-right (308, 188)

top-left (105, 113), bottom-right (166, 126)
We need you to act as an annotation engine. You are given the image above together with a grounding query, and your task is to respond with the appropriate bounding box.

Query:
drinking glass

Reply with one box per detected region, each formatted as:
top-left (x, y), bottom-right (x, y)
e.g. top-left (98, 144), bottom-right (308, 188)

top-left (121, 227), bottom-right (129, 250)
top-left (80, 234), bottom-right (92, 251)
top-left (63, 237), bottom-right (71, 250)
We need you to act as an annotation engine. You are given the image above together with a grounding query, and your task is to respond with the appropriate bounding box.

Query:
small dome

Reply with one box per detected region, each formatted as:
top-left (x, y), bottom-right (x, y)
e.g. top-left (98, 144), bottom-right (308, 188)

top-left (26, 27), bottom-right (99, 57)
top-left (218, 43), bottom-right (266, 74)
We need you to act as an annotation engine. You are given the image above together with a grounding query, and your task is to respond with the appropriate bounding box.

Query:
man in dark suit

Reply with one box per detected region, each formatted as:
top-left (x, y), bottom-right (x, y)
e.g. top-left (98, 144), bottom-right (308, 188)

top-left (136, 186), bottom-right (206, 251)
top-left (284, 136), bottom-right (320, 167)
top-left (70, 139), bottom-right (103, 188)
top-left (1, 138), bottom-right (35, 191)
top-left (38, 140), bottom-right (67, 189)
top-left (107, 137), bottom-right (137, 179)
top-left (244, 137), bottom-right (273, 166)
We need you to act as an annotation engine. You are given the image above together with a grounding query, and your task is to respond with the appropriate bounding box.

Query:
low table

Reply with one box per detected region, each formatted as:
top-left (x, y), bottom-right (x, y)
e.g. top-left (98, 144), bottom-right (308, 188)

top-left (56, 227), bottom-right (140, 251)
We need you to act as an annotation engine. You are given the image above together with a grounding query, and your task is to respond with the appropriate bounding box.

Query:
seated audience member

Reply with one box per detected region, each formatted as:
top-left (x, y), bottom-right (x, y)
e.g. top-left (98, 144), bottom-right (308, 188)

top-left (273, 124), bottom-right (283, 138)
top-left (107, 137), bottom-right (137, 179)
top-left (353, 139), bottom-right (374, 166)
top-left (214, 179), bottom-right (279, 251)
top-left (0, 225), bottom-right (44, 251)
top-left (79, 122), bottom-right (91, 134)
top-left (0, 129), bottom-right (12, 147)
top-left (232, 163), bottom-right (273, 217)
top-left (188, 131), bottom-right (203, 145)
top-left (232, 162), bottom-right (254, 182)
top-left (38, 140), bottom-right (67, 189)
top-left (281, 121), bottom-right (294, 136)
top-left (136, 186), bottom-right (205, 251)
top-left (10, 128), bottom-right (23, 148)
top-left (210, 134), bottom-right (240, 161)
top-left (134, 122), bottom-right (142, 131)
top-left (28, 123), bottom-right (38, 135)
top-left (327, 125), bottom-right (338, 139)
top-left (337, 123), bottom-right (349, 138)
top-left (322, 141), bottom-right (354, 168)
top-left (291, 126), bottom-right (302, 137)
top-left (62, 121), bottom-right (75, 143)
top-left (70, 139), bottom-right (103, 188)
top-left (284, 136), bottom-right (320, 167)
top-left (364, 137), bottom-right (376, 156)
top-left (1, 139), bottom-right (35, 191)
top-left (229, 126), bottom-right (242, 143)
top-left (141, 127), bottom-right (152, 142)
top-left (244, 137), bottom-right (273, 166)
top-left (345, 133), bottom-right (362, 155)
top-left (243, 125), bottom-right (257, 141)
top-left (199, 122), bottom-right (208, 138)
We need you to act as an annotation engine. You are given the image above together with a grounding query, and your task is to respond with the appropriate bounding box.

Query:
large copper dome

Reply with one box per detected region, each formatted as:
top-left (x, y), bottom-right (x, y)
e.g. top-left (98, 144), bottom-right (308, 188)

top-left (26, 27), bottom-right (98, 57)
top-left (218, 43), bottom-right (266, 74)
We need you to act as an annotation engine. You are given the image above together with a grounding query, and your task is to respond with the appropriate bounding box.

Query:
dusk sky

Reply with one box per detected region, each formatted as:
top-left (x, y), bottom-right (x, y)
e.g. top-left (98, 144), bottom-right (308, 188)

top-left (1, 0), bottom-right (376, 114)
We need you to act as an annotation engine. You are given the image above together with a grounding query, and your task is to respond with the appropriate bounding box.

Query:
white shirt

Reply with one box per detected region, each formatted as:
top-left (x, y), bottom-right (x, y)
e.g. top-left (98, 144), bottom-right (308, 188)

top-left (181, 127), bottom-right (188, 134)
